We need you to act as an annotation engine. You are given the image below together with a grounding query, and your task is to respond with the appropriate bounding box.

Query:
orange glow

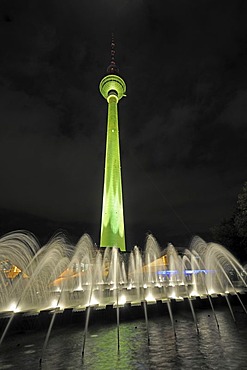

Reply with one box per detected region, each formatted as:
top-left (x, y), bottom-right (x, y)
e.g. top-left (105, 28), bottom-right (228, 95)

top-left (0, 260), bottom-right (24, 279)
top-left (142, 254), bottom-right (168, 273)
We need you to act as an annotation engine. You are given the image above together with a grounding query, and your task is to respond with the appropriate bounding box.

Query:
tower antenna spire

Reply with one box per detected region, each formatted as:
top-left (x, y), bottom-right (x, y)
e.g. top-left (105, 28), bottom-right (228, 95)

top-left (107, 33), bottom-right (119, 75)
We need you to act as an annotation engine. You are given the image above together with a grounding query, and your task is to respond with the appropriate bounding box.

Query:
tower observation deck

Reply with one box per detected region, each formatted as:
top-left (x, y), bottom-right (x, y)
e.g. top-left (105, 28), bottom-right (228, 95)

top-left (99, 35), bottom-right (126, 252)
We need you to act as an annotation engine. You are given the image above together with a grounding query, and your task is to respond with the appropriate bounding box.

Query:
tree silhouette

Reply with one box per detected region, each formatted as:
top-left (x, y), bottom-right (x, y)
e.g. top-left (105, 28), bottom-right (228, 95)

top-left (211, 182), bottom-right (247, 261)
top-left (235, 182), bottom-right (247, 240)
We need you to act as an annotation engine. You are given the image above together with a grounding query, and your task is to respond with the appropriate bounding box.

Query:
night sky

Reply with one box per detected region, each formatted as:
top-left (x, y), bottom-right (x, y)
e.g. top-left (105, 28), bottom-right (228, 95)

top-left (0, 0), bottom-right (246, 250)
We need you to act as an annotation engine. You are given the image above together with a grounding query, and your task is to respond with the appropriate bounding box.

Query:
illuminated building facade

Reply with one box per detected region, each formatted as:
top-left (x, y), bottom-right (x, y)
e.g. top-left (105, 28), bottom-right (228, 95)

top-left (99, 36), bottom-right (126, 251)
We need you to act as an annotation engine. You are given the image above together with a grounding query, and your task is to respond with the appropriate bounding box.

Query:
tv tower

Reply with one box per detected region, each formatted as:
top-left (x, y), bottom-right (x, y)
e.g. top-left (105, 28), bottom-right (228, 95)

top-left (99, 35), bottom-right (126, 251)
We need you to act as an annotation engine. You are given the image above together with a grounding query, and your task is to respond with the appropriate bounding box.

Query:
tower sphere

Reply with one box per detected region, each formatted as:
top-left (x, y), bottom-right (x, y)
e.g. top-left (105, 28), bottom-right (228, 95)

top-left (99, 74), bottom-right (126, 102)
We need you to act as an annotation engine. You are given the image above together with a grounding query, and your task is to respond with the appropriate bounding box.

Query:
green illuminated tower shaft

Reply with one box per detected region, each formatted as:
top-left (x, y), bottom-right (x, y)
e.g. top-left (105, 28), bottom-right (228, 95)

top-left (99, 38), bottom-right (126, 251)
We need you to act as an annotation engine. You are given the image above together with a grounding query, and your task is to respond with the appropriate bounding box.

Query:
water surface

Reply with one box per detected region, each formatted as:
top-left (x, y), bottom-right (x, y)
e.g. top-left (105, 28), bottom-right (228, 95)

top-left (0, 306), bottom-right (247, 369)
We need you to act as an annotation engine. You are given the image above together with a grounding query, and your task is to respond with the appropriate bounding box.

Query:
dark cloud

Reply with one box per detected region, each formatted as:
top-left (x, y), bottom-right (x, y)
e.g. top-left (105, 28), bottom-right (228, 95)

top-left (219, 90), bottom-right (247, 128)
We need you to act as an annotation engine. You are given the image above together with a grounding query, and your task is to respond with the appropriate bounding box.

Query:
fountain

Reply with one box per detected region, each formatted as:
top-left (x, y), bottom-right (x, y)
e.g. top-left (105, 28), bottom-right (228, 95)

top-left (0, 231), bottom-right (246, 317)
top-left (0, 230), bottom-right (247, 366)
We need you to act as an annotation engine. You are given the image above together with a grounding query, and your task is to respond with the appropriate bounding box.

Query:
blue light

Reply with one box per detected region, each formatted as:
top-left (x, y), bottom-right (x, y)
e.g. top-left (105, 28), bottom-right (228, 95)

top-left (157, 270), bottom-right (178, 275)
top-left (157, 269), bottom-right (215, 276)
top-left (185, 269), bottom-right (215, 275)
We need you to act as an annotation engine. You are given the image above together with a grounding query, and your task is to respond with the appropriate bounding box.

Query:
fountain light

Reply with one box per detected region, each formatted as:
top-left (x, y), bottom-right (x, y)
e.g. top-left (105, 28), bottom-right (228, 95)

top-left (8, 302), bottom-right (19, 313)
top-left (75, 286), bottom-right (83, 292)
top-left (145, 293), bottom-right (156, 302)
top-left (169, 292), bottom-right (178, 299)
top-left (89, 296), bottom-right (99, 306)
top-left (51, 299), bottom-right (59, 309)
top-left (190, 290), bottom-right (198, 297)
top-left (155, 283), bottom-right (162, 288)
top-left (118, 295), bottom-right (126, 305)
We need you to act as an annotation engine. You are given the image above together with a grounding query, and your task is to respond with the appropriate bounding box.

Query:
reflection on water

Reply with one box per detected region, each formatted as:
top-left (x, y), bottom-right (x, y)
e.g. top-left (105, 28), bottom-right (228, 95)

top-left (0, 307), bottom-right (247, 369)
